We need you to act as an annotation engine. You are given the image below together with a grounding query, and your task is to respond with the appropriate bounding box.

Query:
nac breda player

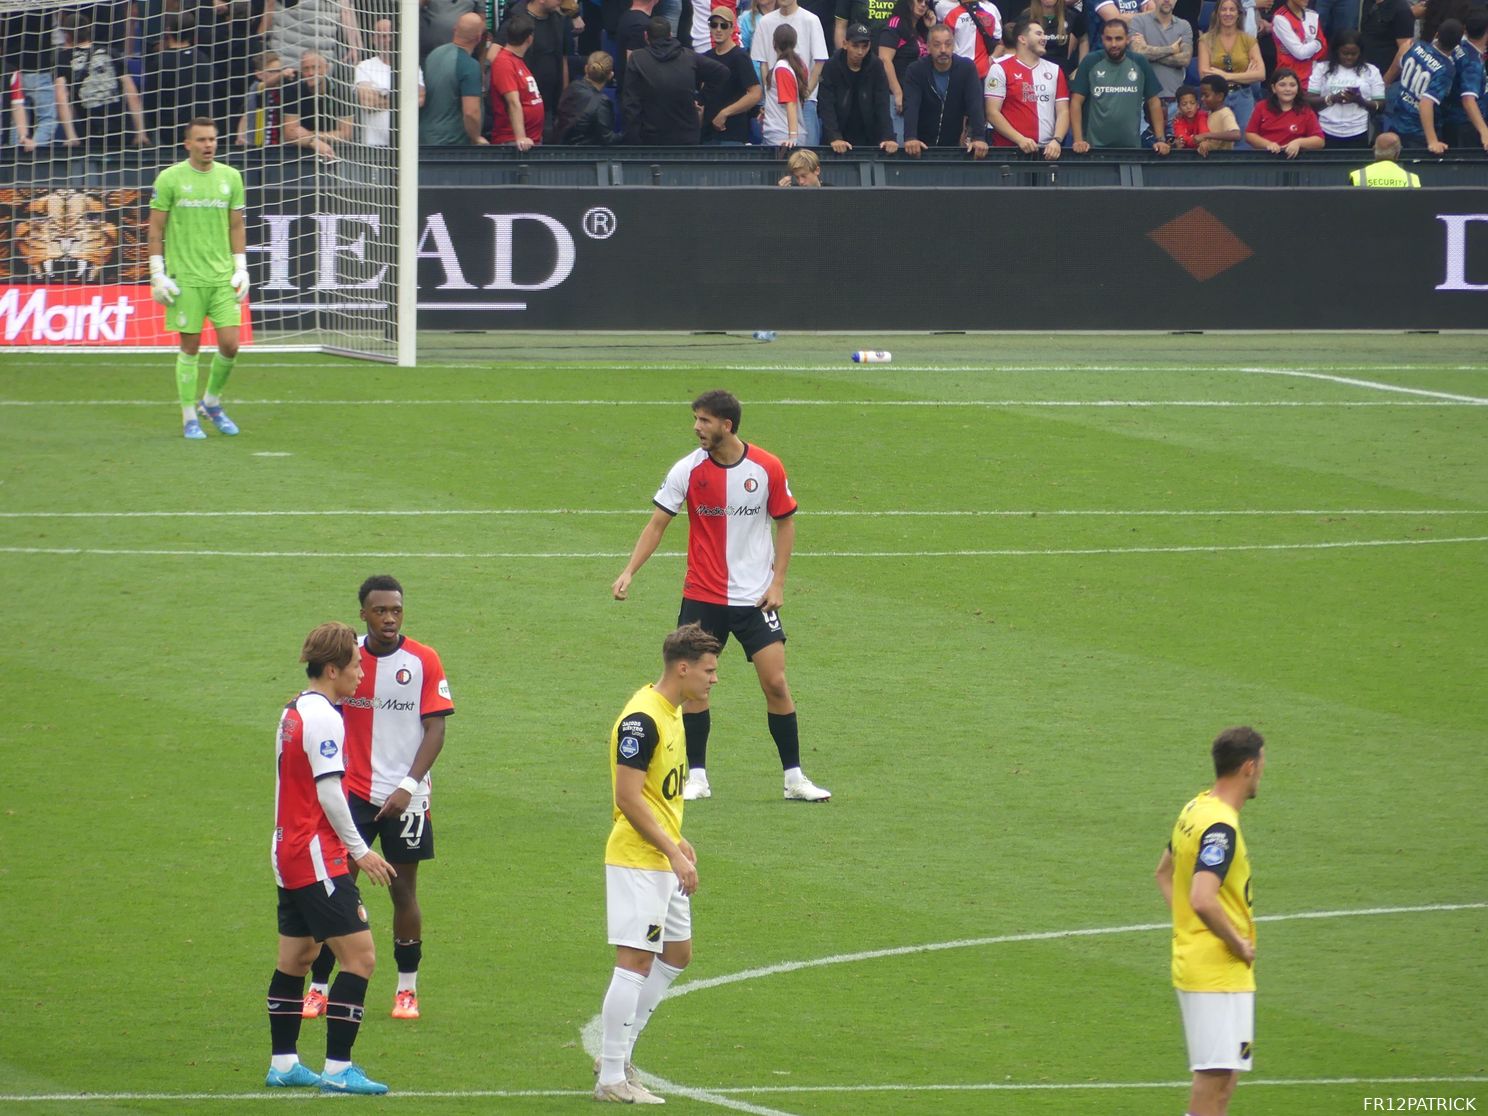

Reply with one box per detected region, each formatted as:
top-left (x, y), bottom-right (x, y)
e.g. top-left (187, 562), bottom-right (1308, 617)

top-left (985, 19), bottom-right (1070, 157)
top-left (267, 622), bottom-right (395, 1096)
top-left (305, 576), bottom-right (454, 1022)
top-left (612, 390), bottom-right (831, 803)
top-left (147, 117), bottom-right (250, 440)
top-left (594, 623), bottom-right (720, 1104)
top-left (1155, 726), bottom-right (1265, 1116)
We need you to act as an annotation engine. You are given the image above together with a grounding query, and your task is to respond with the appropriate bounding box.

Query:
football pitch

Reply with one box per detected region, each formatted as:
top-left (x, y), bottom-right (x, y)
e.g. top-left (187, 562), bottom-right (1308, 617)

top-left (1, 332), bottom-right (1484, 1115)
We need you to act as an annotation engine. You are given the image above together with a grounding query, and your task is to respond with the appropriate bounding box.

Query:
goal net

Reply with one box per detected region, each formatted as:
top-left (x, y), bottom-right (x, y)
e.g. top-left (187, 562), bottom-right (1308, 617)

top-left (0, 0), bottom-right (417, 364)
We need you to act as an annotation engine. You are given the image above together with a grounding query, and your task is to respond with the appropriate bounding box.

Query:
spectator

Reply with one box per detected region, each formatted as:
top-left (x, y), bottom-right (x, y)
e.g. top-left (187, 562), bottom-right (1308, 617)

top-left (236, 49), bottom-right (290, 146)
top-left (835, 0), bottom-right (896, 51)
top-left (819, 22), bottom-right (900, 149)
top-left (615, 0), bottom-right (660, 100)
top-left (902, 23), bottom-right (991, 154)
top-left (1020, 0), bottom-right (1088, 75)
top-left (1271, 0), bottom-right (1327, 90)
top-left (497, 0), bottom-right (575, 142)
top-left (941, 0), bottom-right (1006, 78)
top-left (1070, 20), bottom-right (1170, 149)
top-left (1442, 10), bottom-right (1488, 151)
top-left (1244, 65), bottom-right (1326, 152)
top-left (145, 10), bottom-right (218, 141)
top-left (741, 0), bottom-right (780, 51)
top-left (752, 0), bottom-right (832, 144)
top-left (1314, 0), bottom-right (1358, 50)
top-left (623, 15), bottom-right (731, 141)
top-left (985, 18), bottom-right (1071, 157)
top-left (200, 0), bottom-right (269, 135)
top-left (270, 0), bottom-right (364, 74)
top-left (421, 11), bottom-right (490, 144)
top-left (491, 14), bottom-right (546, 148)
top-left (1087, 0), bottom-right (1153, 53)
top-left (1168, 82), bottom-right (1207, 144)
top-left (1304, 31), bottom-right (1385, 148)
top-left (1197, 0), bottom-right (1264, 136)
top-left (55, 14), bottom-right (152, 151)
top-left (1348, 129), bottom-right (1421, 182)
top-left (777, 145), bottom-right (825, 180)
top-left (555, 50), bottom-right (620, 140)
top-left (355, 17), bottom-right (419, 147)
top-left (1359, 0), bottom-right (1415, 83)
top-left (1128, 0), bottom-right (1193, 118)
top-left (1384, 20), bottom-right (1461, 153)
top-left (688, 0), bottom-right (739, 50)
top-left (1195, 72), bottom-right (1243, 151)
top-left (703, 6), bottom-right (765, 143)
top-left (760, 22), bottom-right (811, 142)
top-left (3, 9), bottom-right (62, 153)
top-left (284, 49), bottom-right (354, 160)
top-left (877, 0), bottom-right (934, 140)
top-left (420, 0), bottom-right (482, 64)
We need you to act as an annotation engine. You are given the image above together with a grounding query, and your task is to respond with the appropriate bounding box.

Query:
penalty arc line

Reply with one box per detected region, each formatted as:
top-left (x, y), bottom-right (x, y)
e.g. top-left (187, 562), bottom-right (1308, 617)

top-left (1240, 367), bottom-right (1488, 404)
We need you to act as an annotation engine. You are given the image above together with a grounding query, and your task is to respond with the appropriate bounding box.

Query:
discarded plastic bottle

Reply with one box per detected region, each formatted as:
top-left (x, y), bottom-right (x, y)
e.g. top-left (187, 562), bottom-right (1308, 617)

top-left (752, 331), bottom-right (777, 342)
top-left (851, 351), bottom-right (892, 363)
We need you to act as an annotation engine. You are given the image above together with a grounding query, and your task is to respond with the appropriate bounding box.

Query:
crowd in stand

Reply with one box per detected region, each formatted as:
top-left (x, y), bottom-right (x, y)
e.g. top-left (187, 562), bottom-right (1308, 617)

top-left (5, 0), bottom-right (1486, 158)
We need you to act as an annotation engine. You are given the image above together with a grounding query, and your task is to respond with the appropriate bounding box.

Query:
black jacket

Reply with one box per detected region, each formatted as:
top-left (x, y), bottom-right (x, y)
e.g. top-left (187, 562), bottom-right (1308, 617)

top-left (555, 79), bottom-right (618, 144)
top-left (818, 49), bottom-right (894, 147)
top-left (902, 54), bottom-right (984, 146)
top-left (621, 36), bottom-right (730, 144)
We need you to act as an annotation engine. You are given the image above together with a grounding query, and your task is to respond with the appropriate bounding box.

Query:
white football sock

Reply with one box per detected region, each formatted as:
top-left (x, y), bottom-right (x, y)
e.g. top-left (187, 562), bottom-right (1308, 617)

top-left (269, 1054), bottom-right (299, 1073)
top-left (182, 404), bottom-right (197, 424)
top-left (599, 967), bottom-right (646, 1085)
top-left (397, 972), bottom-right (417, 993)
top-left (783, 766), bottom-right (804, 786)
top-left (628, 960), bottom-right (684, 1059)
top-left (309, 982), bottom-right (329, 996)
top-left (323, 1058), bottom-right (350, 1076)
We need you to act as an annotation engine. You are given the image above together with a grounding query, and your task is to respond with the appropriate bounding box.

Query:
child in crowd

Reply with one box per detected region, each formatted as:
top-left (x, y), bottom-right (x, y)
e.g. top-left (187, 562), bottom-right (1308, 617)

top-left (235, 51), bottom-right (290, 147)
top-left (1169, 84), bottom-right (1208, 147)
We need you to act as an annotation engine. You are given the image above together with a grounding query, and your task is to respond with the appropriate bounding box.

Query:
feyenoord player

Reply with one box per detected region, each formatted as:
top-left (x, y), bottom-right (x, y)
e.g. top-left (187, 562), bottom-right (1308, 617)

top-left (267, 622), bottom-right (395, 1095)
top-left (1155, 727), bottom-right (1265, 1116)
top-left (985, 19), bottom-right (1070, 158)
top-left (612, 390), bottom-right (830, 803)
top-left (147, 117), bottom-right (250, 440)
top-left (304, 576), bottom-right (454, 1021)
top-left (594, 623), bottom-right (720, 1104)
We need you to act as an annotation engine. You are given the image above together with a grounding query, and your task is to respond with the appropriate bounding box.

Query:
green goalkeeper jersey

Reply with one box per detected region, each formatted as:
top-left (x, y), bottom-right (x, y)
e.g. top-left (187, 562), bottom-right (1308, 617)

top-left (149, 159), bottom-right (245, 287)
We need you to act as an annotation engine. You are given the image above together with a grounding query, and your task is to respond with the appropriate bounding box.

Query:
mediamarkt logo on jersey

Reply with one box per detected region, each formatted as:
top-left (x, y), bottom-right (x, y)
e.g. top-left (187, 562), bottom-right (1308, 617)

top-left (0, 285), bottom-right (251, 346)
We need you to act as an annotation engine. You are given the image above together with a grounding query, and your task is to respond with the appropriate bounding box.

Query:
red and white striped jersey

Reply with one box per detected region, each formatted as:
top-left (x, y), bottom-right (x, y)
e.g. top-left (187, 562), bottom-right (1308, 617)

top-left (985, 55), bottom-right (1069, 144)
top-left (942, 0), bottom-right (1003, 78)
top-left (654, 444), bottom-right (798, 607)
top-left (272, 691), bottom-right (352, 890)
top-left (342, 635), bottom-right (454, 807)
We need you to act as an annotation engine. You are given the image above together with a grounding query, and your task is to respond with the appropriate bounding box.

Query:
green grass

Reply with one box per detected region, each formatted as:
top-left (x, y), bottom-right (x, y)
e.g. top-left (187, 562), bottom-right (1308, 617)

top-left (1, 333), bottom-right (1485, 1115)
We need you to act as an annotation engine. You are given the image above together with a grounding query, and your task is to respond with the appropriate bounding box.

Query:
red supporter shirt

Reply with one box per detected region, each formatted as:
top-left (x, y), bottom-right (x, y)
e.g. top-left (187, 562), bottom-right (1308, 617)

top-left (490, 48), bottom-right (545, 143)
top-left (342, 635), bottom-right (454, 807)
top-left (272, 691), bottom-right (352, 890)
top-left (985, 55), bottom-right (1069, 144)
top-left (1245, 100), bottom-right (1323, 144)
top-left (654, 444), bottom-right (798, 607)
top-left (1171, 109), bottom-right (1209, 147)
top-left (944, 1), bottom-right (1003, 78)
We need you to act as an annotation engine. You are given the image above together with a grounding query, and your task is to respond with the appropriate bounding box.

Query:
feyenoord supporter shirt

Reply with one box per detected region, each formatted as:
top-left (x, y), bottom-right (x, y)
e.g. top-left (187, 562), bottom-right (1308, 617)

top-left (341, 635), bottom-right (454, 806)
top-left (653, 444), bottom-right (798, 607)
top-left (273, 691), bottom-right (352, 889)
top-left (149, 159), bottom-right (244, 286)
top-left (985, 53), bottom-right (1069, 143)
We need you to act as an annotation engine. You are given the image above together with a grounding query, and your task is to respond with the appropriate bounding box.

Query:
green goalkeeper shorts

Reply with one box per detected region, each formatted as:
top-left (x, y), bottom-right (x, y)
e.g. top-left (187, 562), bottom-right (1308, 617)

top-left (167, 284), bottom-right (241, 335)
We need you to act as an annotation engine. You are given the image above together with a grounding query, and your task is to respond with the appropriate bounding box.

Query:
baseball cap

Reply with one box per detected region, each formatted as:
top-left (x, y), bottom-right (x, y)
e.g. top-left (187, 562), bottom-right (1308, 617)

top-left (709, 5), bottom-right (735, 21)
top-left (845, 21), bottom-right (872, 41)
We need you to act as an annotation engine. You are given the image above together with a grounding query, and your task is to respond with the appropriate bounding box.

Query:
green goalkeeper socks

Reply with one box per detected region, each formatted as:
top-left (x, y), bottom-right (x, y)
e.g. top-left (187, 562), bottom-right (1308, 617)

top-left (205, 353), bottom-right (236, 402)
top-left (175, 353), bottom-right (199, 409)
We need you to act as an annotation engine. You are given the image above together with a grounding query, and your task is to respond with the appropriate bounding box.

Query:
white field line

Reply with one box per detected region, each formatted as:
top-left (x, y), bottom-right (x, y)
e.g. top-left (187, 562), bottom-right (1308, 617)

top-left (1240, 367), bottom-right (1488, 404)
top-left (3, 508), bottom-right (1486, 520)
top-left (4, 537), bottom-right (1487, 561)
top-left (1, 398), bottom-right (1485, 408)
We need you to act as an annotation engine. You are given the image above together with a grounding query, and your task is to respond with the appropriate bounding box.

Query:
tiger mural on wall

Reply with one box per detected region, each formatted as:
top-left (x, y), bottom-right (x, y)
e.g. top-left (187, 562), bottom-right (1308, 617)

top-left (0, 188), bottom-right (149, 283)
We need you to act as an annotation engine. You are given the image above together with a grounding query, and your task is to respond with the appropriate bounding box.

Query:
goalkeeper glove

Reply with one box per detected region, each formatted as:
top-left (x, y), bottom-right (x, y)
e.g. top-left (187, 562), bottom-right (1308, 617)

top-left (230, 253), bottom-right (250, 303)
top-left (149, 255), bottom-right (180, 307)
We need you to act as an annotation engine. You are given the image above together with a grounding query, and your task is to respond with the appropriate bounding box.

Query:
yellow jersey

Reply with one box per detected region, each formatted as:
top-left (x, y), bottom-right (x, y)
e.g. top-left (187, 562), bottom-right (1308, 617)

top-left (1169, 789), bottom-right (1256, 992)
top-left (604, 685), bottom-right (686, 871)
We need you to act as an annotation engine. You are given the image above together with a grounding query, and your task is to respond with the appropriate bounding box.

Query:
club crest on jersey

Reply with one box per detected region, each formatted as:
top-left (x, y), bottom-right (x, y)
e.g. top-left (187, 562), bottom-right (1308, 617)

top-left (619, 735), bottom-right (641, 760)
top-left (743, 477), bottom-right (758, 493)
top-left (357, 904), bottom-right (369, 924)
top-left (395, 667), bottom-right (413, 685)
top-left (319, 739), bottom-right (338, 758)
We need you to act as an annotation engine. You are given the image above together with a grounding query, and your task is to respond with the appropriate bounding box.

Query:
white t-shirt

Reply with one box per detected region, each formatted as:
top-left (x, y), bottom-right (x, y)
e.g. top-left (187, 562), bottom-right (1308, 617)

top-left (750, 7), bottom-right (829, 102)
top-left (355, 55), bottom-right (392, 145)
top-left (1306, 61), bottom-right (1383, 138)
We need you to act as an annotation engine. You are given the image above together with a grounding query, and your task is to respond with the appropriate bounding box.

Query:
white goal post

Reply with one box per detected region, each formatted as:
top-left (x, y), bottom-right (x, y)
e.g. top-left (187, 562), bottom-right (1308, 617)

top-left (0, 0), bottom-right (418, 365)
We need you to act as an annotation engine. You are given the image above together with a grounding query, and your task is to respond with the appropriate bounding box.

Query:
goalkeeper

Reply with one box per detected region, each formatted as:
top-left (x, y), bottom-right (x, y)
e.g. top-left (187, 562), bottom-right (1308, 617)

top-left (148, 116), bottom-right (250, 440)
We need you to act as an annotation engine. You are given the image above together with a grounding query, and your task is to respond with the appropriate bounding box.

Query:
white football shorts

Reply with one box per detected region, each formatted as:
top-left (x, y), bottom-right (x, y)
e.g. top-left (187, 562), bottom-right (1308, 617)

top-left (1178, 990), bottom-right (1255, 1072)
top-left (606, 864), bottom-right (691, 951)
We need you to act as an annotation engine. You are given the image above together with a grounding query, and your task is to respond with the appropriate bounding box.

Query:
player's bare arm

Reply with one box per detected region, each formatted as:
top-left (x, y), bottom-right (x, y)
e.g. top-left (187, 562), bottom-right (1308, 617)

top-left (757, 514), bottom-right (795, 612)
top-left (374, 714), bottom-right (447, 821)
top-left (1190, 871), bottom-right (1254, 964)
top-left (614, 766), bottom-right (697, 895)
top-left (1154, 845), bottom-right (1174, 908)
top-left (613, 507), bottom-right (674, 600)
